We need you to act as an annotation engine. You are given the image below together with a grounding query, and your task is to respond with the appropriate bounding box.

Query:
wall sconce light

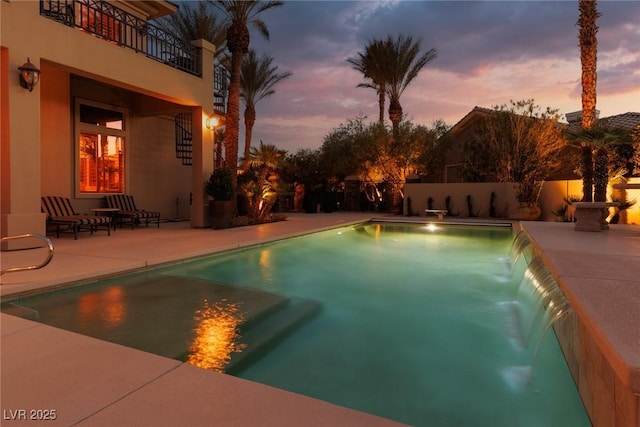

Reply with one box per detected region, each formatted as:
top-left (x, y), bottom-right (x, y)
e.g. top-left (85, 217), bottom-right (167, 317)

top-left (18, 58), bottom-right (41, 92)
top-left (206, 115), bottom-right (220, 130)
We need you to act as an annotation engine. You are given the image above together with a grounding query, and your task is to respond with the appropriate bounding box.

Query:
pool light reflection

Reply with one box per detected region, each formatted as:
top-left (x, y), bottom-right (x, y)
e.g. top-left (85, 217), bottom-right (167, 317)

top-left (425, 223), bottom-right (439, 232)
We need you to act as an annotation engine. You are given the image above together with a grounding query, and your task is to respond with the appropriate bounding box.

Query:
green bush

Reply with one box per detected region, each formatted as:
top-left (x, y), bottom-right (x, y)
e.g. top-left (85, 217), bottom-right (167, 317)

top-left (205, 167), bottom-right (234, 201)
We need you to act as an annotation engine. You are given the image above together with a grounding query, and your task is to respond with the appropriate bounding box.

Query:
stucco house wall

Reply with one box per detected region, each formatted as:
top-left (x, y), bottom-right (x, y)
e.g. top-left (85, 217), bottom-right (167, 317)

top-left (129, 115), bottom-right (192, 220)
top-left (1, 0), bottom-right (218, 241)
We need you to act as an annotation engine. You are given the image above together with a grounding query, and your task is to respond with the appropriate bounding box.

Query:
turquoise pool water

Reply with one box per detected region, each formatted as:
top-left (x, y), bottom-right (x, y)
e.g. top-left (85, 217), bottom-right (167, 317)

top-left (2, 222), bottom-right (590, 426)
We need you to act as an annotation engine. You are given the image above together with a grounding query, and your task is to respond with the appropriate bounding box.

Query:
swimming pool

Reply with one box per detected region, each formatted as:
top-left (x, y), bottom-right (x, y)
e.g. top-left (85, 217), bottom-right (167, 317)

top-left (1, 222), bottom-right (590, 426)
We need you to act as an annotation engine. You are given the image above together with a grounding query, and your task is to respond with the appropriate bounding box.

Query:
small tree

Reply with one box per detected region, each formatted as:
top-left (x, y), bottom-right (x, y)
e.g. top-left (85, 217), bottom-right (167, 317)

top-left (461, 99), bottom-right (565, 203)
top-left (319, 116), bottom-right (440, 213)
top-left (240, 141), bottom-right (286, 220)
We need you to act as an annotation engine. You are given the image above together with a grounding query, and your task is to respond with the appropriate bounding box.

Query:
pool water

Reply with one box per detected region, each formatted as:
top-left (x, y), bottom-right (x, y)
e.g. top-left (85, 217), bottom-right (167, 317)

top-left (2, 223), bottom-right (590, 427)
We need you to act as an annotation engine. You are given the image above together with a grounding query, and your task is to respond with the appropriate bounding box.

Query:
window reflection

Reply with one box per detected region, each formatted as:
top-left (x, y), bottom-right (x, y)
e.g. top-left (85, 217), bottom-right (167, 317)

top-left (78, 102), bottom-right (125, 194)
top-left (77, 286), bottom-right (126, 328)
top-left (79, 132), bottom-right (124, 193)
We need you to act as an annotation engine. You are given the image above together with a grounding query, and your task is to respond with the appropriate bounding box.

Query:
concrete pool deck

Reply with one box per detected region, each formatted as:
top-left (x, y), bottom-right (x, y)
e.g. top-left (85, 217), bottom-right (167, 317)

top-left (1, 213), bottom-right (639, 426)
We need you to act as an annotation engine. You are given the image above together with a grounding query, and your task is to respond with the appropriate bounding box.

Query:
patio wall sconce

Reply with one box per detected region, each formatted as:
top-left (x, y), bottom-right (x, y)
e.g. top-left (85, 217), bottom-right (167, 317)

top-left (18, 58), bottom-right (41, 92)
top-left (206, 115), bottom-right (220, 131)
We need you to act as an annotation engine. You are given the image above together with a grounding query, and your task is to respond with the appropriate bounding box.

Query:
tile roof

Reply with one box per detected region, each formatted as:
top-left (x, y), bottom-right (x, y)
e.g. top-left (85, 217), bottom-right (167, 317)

top-left (599, 112), bottom-right (640, 130)
top-left (446, 106), bottom-right (493, 136)
top-left (448, 107), bottom-right (640, 137)
top-left (565, 112), bottom-right (640, 132)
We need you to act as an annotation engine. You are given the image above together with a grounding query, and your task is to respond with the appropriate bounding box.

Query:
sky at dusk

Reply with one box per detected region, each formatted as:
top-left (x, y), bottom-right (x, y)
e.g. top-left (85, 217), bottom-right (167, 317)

top-left (238, 0), bottom-right (640, 153)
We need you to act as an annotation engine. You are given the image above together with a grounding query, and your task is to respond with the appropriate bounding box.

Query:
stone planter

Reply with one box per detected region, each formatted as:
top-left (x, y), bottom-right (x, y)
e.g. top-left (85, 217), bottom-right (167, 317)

top-left (572, 202), bottom-right (620, 231)
top-left (573, 202), bottom-right (616, 232)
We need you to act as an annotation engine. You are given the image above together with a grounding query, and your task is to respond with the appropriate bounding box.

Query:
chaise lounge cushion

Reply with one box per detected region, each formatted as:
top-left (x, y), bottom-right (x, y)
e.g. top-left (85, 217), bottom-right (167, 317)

top-left (41, 196), bottom-right (111, 239)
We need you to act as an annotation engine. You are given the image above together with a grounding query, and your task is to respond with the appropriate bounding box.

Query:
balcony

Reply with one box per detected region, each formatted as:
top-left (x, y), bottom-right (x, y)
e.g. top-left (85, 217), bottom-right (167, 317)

top-left (39, 0), bottom-right (227, 113)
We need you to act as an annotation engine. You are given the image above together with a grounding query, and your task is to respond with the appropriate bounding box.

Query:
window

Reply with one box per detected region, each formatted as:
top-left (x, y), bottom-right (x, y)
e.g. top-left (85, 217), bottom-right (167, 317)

top-left (77, 0), bottom-right (122, 43)
top-left (76, 100), bottom-right (126, 195)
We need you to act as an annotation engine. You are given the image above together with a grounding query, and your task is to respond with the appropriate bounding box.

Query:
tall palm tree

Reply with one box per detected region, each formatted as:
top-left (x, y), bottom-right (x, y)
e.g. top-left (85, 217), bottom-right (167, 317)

top-left (577, 0), bottom-right (602, 201)
top-left (381, 35), bottom-right (437, 139)
top-left (347, 39), bottom-right (388, 124)
top-left (214, 0), bottom-right (283, 196)
top-left (240, 49), bottom-right (292, 170)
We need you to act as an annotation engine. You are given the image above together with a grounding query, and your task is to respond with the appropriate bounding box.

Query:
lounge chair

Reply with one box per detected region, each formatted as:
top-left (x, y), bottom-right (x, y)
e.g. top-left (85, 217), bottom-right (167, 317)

top-left (105, 194), bottom-right (160, 229)
top-left (41, 196), bottom-right (111, 240)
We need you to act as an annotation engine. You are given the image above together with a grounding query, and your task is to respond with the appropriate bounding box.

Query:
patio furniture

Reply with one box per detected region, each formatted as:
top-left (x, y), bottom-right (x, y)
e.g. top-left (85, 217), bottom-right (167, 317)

top-left (425, 209), bottom-right (448, 220)
top-left (41, 196), bottom-right (111, 240)
top-left (105, 195), bottom-right (160, 229)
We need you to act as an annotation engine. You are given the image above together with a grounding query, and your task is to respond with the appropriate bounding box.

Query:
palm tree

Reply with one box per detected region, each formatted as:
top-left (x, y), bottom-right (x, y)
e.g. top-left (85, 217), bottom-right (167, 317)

top-left (577, 0), bottom-right (602, 201)
top-left (156, 0), bottom-right (227, 57)
top-left (347, 39), bottom-right (388, 124)
top-left (244, 141), bottom-right (286, 219)
top-left (246, 140), bottom-right (286, 183)
top-left (214, 0), bottom-right (283, 198)
top-left (567, 127), bottom-right (634, 202)
top-left (240, 49), bottom-right (292, 171)
top-left (381, 35), bottom-right (437, 139)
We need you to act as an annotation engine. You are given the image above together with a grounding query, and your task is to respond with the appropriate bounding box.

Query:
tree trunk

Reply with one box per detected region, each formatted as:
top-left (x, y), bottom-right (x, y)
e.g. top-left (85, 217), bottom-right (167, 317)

top-left (581, 145), bottom-right (594, 202)
top-left (378, 83), bottom-right (386, 124)
top-left (224, 20), bottom-right (250, 209)
top-left (225, 49), bottom-right (242, 179)
top-left (388, 99), bottom-right (403, 141)
top-left (578, 0), bottom-right (600, 130)
top-left (578, 0), bottom-right (601, 204)
top-left (215, 135), bottom-right (223, 168)
top-left (593, 146), bottom-right (608, 202)
top-left (242, 105), bottom-right (256, 171)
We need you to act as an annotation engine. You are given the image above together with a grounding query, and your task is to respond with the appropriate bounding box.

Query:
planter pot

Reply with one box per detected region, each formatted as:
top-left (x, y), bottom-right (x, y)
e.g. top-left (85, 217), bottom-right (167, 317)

top-left (573, 202), bottom-right (619, 232)
top-left (573, 202), bottom-right (607, 232)
top-left (209, 200), bottom-right (234, 229)
top-left (510, 203), bottom-right (541, 221)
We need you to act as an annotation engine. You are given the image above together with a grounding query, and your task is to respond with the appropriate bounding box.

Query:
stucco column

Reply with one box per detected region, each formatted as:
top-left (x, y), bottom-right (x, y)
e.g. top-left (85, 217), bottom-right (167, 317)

top-left (1, 50), bottom-right (46, 247)
top-left (189, 39), bottom-right (216, 227)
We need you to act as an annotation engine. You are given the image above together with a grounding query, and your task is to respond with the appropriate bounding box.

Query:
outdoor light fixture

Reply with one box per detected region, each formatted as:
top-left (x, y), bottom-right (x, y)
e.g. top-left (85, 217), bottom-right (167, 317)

top-left (206, 115), bottom-right (220, 130)
top-left (18, 58), bottom-right (41, 92)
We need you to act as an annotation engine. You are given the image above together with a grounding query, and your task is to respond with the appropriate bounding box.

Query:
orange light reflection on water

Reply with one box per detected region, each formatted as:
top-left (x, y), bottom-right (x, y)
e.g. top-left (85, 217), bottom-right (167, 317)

top-left (186, 299), bottom-right (246, 372)
top-left (77, 285), bottom-right (126, 327)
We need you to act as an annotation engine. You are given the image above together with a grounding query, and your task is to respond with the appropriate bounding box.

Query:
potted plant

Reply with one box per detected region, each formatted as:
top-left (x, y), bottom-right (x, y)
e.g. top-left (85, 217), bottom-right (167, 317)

top-left (205, 166), bottom-right (235, 229)
top-left (512, 180), bottom-right (543, 220)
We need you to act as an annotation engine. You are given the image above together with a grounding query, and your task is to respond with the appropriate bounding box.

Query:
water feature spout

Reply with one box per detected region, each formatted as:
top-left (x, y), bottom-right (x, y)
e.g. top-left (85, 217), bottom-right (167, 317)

top-left (509, 231), bottom-right (532, 265)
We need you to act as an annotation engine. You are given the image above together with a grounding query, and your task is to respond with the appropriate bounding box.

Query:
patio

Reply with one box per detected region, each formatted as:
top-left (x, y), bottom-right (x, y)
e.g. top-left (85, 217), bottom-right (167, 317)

top-left (1, 213), bottom-right (639, 426)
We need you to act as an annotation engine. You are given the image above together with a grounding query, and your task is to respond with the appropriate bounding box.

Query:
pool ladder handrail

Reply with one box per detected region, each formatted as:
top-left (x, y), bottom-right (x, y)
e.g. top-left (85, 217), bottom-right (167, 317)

top-left (1, 233), bottom-right (54, 276)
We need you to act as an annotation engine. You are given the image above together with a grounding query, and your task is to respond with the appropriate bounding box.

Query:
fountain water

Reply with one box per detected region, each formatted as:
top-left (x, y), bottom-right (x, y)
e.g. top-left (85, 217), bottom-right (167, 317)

top-left (503, 236), bottom-right (574, 387)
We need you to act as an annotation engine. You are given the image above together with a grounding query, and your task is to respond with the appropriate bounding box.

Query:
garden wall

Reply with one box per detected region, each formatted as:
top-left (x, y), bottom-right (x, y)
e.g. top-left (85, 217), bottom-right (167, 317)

top-left (403, 179), bottom-right (640, 224)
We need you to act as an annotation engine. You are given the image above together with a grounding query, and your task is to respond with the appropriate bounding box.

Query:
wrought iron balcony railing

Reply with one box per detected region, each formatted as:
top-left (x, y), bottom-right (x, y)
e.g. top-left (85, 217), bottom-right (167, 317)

top-left (40, 0), bottom-right (201, 76)
top-left (40, 0), bottom-right (227, 114)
